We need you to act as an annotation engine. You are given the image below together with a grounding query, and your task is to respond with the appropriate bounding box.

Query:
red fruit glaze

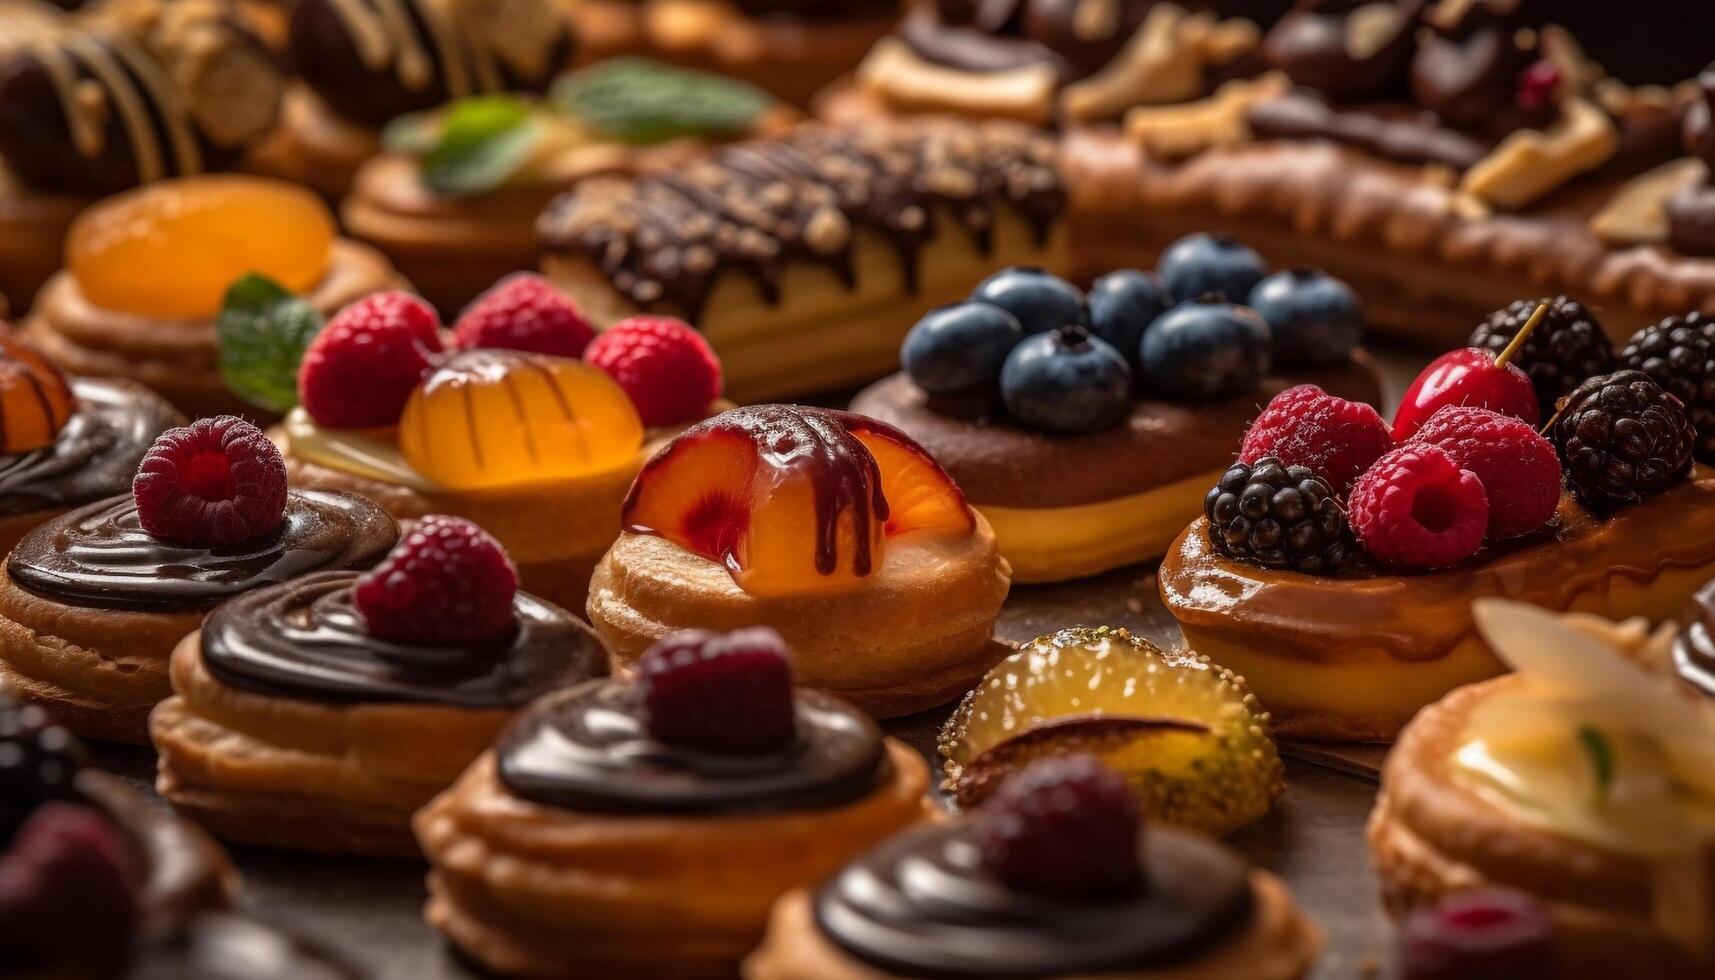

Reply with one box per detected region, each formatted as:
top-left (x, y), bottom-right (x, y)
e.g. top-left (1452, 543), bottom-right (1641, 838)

top-left (132, 416), bottom-right (289, 547)
top-left (452, 273), bottom-right (594, 359)
top-left (584, 316), bottom-right (722, 427)
top-left (1349, 444), bottom-right (1489, 569)
top-left (637, 627), bottom-right (796, 755)
top-left (1407, 406), bottom-right (1561, 540)
top-left (1392, 348), bottom-right (1539, 441)
top-left (353, 515), bottom-right (518, 646)
top-left (298, 291), bottom-right (442, 429)
top-left (1240, 385), bottom-right (1393, 493)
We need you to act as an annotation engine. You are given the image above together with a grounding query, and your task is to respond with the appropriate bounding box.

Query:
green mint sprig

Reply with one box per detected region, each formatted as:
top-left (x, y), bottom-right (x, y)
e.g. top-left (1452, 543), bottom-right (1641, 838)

top-left (216, 274), bottom-right (325, 413)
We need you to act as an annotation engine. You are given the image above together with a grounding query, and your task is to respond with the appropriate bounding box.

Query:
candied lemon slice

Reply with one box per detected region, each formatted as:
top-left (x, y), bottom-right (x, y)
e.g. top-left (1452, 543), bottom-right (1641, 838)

top-left (940, 626), bottom-right (1284, 837)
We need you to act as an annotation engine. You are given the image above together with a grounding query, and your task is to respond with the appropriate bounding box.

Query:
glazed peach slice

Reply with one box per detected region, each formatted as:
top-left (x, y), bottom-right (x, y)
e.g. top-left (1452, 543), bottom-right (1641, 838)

top-left (623, 406), bottom-right (973, 597)
top-left (0, 330), bottom-right (74, 453)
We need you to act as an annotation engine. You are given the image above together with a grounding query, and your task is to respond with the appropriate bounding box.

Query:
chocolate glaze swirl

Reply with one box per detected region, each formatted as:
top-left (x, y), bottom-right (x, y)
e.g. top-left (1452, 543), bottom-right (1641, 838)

top-left (1675, 580), bottom-right (1715, 698)
top-left (8, 490), bottom-right (397, 613)
top-left (0, 379), bottom-right (182, 517)
top-left (814, 823), bottom-right (1254, 979)
top-left (498, 681), bottom-right (889, 815)
top-left (201, 571), bottom-right (607, 708)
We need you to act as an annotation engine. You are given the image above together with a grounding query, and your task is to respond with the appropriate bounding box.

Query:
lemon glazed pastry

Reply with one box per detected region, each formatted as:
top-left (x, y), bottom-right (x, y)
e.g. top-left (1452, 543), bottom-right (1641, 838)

top-left (1369, 600), bottom-right (1715, 978)
top-left (416, 626), bottom-right (934, 979)
top-left (587, 404), bottom-right (1011, 718)
top-left (151, 517), bottom-right (608, 857)
top-left (538, 118), bottom-right (1069, 401)
top-left (746, 754), bottom-right (1321, 980)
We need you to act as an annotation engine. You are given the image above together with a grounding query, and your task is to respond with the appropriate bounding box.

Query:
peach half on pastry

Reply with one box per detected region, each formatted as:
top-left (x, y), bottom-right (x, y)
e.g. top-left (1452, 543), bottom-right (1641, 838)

top-left (588, 404), bottom-right (1012, 717)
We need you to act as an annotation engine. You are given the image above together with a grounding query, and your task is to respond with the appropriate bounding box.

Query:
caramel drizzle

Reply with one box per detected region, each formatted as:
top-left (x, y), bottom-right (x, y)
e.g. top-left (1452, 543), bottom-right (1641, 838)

top-left (318, 0), bottom-right (540, 98)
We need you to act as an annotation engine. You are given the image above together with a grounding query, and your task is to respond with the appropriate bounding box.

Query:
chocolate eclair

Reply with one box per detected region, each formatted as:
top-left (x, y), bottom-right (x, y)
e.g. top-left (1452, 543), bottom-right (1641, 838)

top-left (416, 627), bottom-right (934, 979)
top-left (152, 519), bottom-right (607, 857)
top-left (0, 417), bottom-right (398, 743)
top-left (540, 118), bottom-right (1069, 400)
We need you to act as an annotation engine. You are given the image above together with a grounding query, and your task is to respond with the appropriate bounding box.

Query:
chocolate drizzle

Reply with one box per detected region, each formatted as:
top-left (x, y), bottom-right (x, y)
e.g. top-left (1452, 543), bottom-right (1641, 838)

top-left (1666, 67), bottom-right (1715, 257)
top-left (539, 120), bottom-right (1065, 322)
top-left (1248, 90), bottom-right (1491, 170)
top-left (496, 680), bottom-right (890, 815)
top-left (200, 571), bottom-right (607, 708)
top-left (813, 822), bottom-right (1254, 978)
top-left (8, 490), bottom-right (398, 613)
top-left (1674, 579), bottom-right (1715, 699)
top-left (0, 378), bottom-right (182, 518)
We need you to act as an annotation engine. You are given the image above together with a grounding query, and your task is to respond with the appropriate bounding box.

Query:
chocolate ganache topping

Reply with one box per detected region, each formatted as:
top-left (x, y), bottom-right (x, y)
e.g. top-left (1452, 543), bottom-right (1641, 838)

top-left (201, 571), bottom-right (607, 707)
top-left (0, 379), bottom-right (181, 518)
top-left (1674, 578), bottom-right (1715, 699)
top-left (7, 490), bottom-right (397, 613)
top-left (497, 681), bottom-right (890, 815)
top-left (815, 822), bottom-right (1254, 978)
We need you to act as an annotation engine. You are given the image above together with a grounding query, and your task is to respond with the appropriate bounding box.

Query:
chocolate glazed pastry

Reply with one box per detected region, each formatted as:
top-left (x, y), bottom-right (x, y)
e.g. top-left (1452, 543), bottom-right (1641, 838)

top-left (1673, 576), bottom-right (1715, 698)
top-left (1665, 68), bottom-right (1715, 257)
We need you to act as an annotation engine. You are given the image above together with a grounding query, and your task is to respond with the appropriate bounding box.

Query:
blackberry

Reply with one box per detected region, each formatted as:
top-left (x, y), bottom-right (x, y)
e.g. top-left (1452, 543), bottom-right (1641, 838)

top-left (0, 699), bottom-right (89, 845)
top-left (1617, 313), bottom-right (1715, 462)
top-left (1203, 457), bottom-right (1354, 574)
top-left (1553, 370), bottom-right (1695, 511)
top-left (1468, 297), bottom-right (1613, 416)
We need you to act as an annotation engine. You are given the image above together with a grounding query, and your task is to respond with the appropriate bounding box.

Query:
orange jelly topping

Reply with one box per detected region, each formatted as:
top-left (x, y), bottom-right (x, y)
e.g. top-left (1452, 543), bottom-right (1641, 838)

top-left (399, 350), bottom-right (644, 491)
top-left (623, 406), bottom-right (973, 598)
top-left (68, 176), bottom-right (335, 319)
top-left (0, 331), bottom-right (75, 454)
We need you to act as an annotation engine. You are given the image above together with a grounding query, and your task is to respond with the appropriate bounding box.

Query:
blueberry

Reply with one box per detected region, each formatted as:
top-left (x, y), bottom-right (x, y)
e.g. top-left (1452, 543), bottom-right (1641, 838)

top-left (1248, 268), bottom-right (1362, 367)
top-left (1087, 269), bottom-right (1165, 369)
top-left (1157, 233), bottom-right (1268, 305)
top-left (970, 267), bottom-right (1086, 336)
top-left (1000, 328), bottom-right (1132, 434)
top-left (901, 302), bottom-right (1024, 394)
top-left (1139, 299), bottom-right (1271, 398)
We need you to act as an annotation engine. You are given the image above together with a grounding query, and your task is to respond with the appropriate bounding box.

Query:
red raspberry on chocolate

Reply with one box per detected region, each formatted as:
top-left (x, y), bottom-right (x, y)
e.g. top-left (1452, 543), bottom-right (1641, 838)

top-left (453, 273), bottom-right (594, 359)
top-left (0, 802), bottom-right (138, 976)
top-left (298, 291), bottom-right (442, 428)
top-left (1349, 444), bottom-right (1489, 569)
top-left (353, 515), bottom-right (518, 646)
top-left (976, 754), bottom-right (1143, 899)
top-left (1240, 385), bottom-right (1393, 493)
top-left (132, 416), bottom-right (288, 547)
top-left (1408, 405), bottom-right (1561, 540)
top-left (584, 316), bottom-right (722, 427)
top-left (1402, 889), bottom-right (1556, 980)
top-left (638, 627), bottom-right (795, 755)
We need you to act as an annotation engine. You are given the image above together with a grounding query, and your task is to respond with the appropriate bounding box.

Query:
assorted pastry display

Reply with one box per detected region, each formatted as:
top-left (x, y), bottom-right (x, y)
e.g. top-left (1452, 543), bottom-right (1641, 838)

top-left (851, 239), bottom-right (1381, 582)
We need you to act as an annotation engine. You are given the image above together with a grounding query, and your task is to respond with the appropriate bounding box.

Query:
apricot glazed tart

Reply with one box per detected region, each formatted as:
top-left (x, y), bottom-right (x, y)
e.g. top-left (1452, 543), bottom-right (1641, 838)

top-left (851, 252), bottom-right (1381, 583)
top-left (416, 627), bottom-right (934, 979)
top-left (586, 404), bottom-right (1012, 718)
top-left (0, 417), bottom-right (396, 743)
top-left (151, 518), bottom-right (607, 857)
top-left (1369, 600), bottom-right (1715, 978)
top-left (746, 754), bottom-right (1321, 980)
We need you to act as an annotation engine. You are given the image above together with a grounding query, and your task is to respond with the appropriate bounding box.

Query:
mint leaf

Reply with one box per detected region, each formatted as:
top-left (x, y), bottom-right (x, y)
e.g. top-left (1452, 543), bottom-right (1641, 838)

top-left (552, 57), bottom-right (772, 145)
top-left (417, 95), bottom-right (542, 197)
top-left (1577, 726), bottom-right (1615, 803)
top-left (217, 274), bottom-right (324, 413)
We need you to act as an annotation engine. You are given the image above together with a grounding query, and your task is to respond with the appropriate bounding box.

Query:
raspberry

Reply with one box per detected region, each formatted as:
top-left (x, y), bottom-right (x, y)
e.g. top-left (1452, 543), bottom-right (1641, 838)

top-left (1401, 889), bottom-right (1556, 980)
top-left (132, 416), bottom-right (288, 548)
top-left (584, 316), bottom-right (722, 427)
top-left (452, 273), bottom-right (595, 359)
top-left (353, 515), bottom-right (518, 647)
top-left (638, 627), bottom-right (795, 755)
top-left (1348, 444), bottom-right (1489, 569)
top-left (0, 700), bottom-right (88, 846)
top-left (0, 803), bottom-right (138, 975)
top-left (298, 291), bottom-right (442, 428)
top-left (1407, 406), bottom-right (1562, 540)
top-left (1204, 457), bottom-right (1355, 574)
top-left (975, 754), bottom-right (1143, 899)
top-left (1553, 370), bottom-right (1695, 511)
top-left (1239, 385), bottom-right (1393, 493)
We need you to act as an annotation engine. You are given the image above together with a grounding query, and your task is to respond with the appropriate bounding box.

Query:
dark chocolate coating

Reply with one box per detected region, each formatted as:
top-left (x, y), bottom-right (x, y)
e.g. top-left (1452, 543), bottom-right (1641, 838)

top-left (201, 571), bottom-right (607, 708)
top-left (814, 822), bottom-right (1255, 978)
top-left (7, 490), bottom-right (398, 614)
top-left (735, 0), bottom-right (897, 17)
top-left (1247, 90), bottom-right (1491, 170)
top-left (131, 914), bottom-right (365, 980)
top-left (0, 379), bottom-right (183, 518)
top-left (1410, 0), bottom-right (1551, 136)
top-left (497, 681), bottom-right (890, 816)
top-left (1262, 0), bottom-right (1424, 103)
top-left (1675, 578), bottom-right (1715, 698)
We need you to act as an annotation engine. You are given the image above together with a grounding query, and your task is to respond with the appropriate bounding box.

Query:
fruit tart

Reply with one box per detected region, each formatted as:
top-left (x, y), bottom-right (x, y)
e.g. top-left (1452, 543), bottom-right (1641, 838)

top-left (745, 754), bottom-right (1322, 980)
top-left (850, 250), bottom-right (1382, 582)
top-left (586, 404), bottom-right (1011, 718)
top-left (415, 627), bottom-right (934, 979)
top-left (1161, 302), bottom-right (1715, 741)
top-left (275, 285), bottom-right (725, 613)
top-left (1369, 600), bottom-right (1715, 978)
top-left (0, 417), bottom-right (398, 743)
top-left (0, 0), bottom-right (285, 310)
top-left (0, 328), bottom-right (183, 554)
top-left (538, 117), bottom-right (1069, 401)
top-left (151, 516), bottom-right (608, 857)
top-left (21, 175), bottom-right (404, 418)
top-left (342, 59), bottom-right (794, 314)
